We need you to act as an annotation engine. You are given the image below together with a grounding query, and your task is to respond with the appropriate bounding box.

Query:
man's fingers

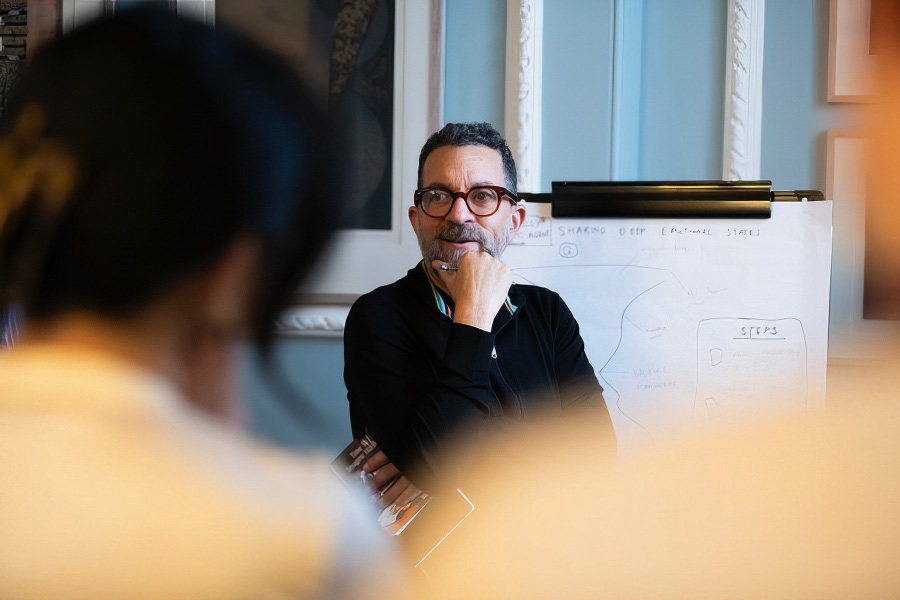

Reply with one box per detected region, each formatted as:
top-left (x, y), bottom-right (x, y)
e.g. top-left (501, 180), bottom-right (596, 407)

top-left (392, 482), bottom-right (425, 509)
top-left (431, 258), bottom-right (456, 270)
top-left (362, 450), bottom-right (390, 473)
top-left (432, 260), bottom-right (461, 297)
top-left (367, 463), bottom-right (400, 493)
top-left (377, 476), bottom-right (411, 509)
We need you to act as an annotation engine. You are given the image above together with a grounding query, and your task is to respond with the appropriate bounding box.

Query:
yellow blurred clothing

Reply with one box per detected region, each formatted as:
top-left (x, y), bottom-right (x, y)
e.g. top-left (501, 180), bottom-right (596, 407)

top-left (418, 401), bottom-right (900, 599)
top-left (0, 344), bottom-right (406, 600)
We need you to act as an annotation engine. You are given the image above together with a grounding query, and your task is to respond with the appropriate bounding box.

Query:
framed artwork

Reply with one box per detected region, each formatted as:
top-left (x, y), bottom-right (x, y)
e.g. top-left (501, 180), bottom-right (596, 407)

top-left (295, 0), bottom-right (442, 299)
top-left (59, 0), bottom-right (445, 334)
top-left (216, 0), bottom-right (442, 301)
top-left (251, 0), bottom-right (444, 334)
top-left (826, 130), bottom-right (900, 361)
top-left (217, 0), bottom-right (401, 233)
top-left (828, 0), bottom-right (883, 102)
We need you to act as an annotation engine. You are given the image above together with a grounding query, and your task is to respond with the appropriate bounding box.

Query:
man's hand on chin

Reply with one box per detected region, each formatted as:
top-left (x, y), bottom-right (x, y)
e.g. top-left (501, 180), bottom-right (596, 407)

top-left (432, 251), bottom-right (511, 332)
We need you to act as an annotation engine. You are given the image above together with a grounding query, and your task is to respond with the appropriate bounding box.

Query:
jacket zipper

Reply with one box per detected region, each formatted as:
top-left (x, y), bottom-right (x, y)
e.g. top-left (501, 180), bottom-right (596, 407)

top-left (491, 343), bottom-right (525, 419)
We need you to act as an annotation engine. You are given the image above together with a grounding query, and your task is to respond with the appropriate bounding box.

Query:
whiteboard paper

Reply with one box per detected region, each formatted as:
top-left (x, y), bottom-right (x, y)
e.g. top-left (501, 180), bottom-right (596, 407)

top-left (504, 201), bottom-right (833, 450)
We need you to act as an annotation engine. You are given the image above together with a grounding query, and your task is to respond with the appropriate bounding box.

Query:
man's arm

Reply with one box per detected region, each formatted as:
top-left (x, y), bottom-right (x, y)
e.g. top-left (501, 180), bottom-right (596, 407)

top-left (431, 252), bottom-right (511, 332)
top-left (344, 294), bottom-right (498, 493)
top-left (345, 254), bottom-right (516, 492)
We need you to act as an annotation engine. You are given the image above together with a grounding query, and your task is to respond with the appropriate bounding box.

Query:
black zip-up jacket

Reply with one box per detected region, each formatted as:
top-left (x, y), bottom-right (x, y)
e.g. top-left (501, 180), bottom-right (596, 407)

top-left (344, 262), bottom-right (615, 491)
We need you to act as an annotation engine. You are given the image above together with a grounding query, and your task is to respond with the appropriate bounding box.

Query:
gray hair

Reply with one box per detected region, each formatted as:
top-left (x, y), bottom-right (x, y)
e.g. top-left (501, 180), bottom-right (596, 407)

top-left (417, 122), bottom-right (517, 194)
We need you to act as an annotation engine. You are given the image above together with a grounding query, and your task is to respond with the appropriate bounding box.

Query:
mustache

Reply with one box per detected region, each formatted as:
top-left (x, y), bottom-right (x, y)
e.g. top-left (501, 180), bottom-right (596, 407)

top-left (436, 222), bottom-right (491, 246)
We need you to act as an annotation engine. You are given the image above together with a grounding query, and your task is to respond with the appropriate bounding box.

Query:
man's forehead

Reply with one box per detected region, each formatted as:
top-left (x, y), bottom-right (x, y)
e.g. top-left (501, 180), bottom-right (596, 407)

top-left (422, 144), bottom-right (504, 184)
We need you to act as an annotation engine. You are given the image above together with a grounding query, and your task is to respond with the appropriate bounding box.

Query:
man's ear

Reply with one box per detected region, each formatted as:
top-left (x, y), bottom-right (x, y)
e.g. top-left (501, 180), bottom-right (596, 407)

top-left (408, 205), bottom-right (420, 234)
top-left (509, 200), bottom-right (526, 233)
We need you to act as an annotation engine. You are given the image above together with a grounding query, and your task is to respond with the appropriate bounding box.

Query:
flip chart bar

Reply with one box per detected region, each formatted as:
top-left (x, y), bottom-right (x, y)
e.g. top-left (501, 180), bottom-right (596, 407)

top-left (771, 190), bottom-right (825, 202)
top-left (550, 180), bottom-right (773, 218)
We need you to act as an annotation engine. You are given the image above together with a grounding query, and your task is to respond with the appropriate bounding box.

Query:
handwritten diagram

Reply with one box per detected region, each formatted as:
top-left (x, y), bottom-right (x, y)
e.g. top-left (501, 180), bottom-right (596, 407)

top-left (505, 203), bottom-right (832, 449)
top-left (695, 318), bottom-right (808, 423)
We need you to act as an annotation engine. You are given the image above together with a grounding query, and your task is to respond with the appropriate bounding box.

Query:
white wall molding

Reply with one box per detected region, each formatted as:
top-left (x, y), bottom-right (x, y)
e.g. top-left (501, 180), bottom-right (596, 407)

top-left (722, 0), bottom-right (765, 180)
top-left (609, 0), bottom-right (643, 180)
top-left (275, 305), bottom-right (349, 337)
top-left (60, 0), bottom-right (107, 31)
top-left (61, 0), bottom-right (215, 32)
top-left (428, 0), bottom-right (446, 134)
top-left (176, 1), bottom-right (216, 26)
top-left (504, 0), bottom-right (543, 193)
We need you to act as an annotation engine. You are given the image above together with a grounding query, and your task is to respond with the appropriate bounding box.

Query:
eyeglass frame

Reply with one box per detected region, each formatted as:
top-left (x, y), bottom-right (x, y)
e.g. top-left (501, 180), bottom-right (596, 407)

top-left (412, 185), bottom-right (519, 218)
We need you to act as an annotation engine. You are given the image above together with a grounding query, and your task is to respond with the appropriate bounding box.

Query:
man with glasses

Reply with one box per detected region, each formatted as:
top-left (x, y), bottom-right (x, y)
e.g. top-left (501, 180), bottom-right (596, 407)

top-left (343, 122), bottom-right (615, 506)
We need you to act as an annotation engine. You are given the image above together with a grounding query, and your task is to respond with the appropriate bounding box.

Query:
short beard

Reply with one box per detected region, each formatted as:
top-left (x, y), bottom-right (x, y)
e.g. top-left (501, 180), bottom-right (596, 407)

top-left (418, 221), bottom-right (513, 268)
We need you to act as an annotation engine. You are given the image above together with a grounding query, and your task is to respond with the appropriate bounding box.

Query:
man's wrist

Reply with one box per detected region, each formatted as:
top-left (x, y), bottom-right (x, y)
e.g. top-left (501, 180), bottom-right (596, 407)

top-left (453, 305), bottom-right (493, 331)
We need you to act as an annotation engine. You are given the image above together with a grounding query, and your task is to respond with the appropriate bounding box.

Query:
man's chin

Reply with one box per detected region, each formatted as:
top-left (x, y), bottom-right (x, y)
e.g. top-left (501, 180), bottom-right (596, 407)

top-left (429, 249), bottom-right (465, 268)
top-left (440, 238), bottom-right (484, 255)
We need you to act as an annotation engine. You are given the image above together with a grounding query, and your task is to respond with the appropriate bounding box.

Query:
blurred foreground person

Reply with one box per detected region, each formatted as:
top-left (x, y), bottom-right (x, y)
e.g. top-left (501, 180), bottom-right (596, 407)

top-left (418, 408), bottom-right (900, 598)
top-left (0, 9), bottom-right (405, 600)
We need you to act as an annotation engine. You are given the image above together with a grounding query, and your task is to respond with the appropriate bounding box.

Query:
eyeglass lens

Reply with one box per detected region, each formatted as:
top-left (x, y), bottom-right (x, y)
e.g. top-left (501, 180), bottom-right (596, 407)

top-left (421, 187), bottom-right (501, 216)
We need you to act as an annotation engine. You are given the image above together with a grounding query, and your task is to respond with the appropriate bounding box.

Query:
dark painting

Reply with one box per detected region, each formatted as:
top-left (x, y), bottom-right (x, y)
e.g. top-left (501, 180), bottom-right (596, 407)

top-left (315, 0), bottom-right (395, 230)
top-left (218, 0), bottom-right (396, 231)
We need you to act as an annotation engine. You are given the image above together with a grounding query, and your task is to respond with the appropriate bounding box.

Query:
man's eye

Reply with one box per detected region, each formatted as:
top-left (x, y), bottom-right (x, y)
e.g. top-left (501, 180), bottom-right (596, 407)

top-left (427, 191), bottom-right (450, 202)
top-left (472, 189), bottom-right (496, 202)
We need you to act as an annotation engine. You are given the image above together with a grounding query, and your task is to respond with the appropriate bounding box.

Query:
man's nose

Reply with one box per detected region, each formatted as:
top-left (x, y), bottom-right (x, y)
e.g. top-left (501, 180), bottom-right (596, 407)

top-left (445, 193), bottom-right (476, 223)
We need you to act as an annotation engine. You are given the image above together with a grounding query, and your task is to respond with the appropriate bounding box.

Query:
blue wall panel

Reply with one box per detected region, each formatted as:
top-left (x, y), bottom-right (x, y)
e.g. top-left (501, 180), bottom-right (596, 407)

top-left (761, 0), bottom-right (855, 191)
top-left (541, 0), bottom-right (616, 191)
top-left (443, 0), bottom-right (506, 128)
top-left (639, 0), bottom-right (726, 179)
top-left (240, 338), bottom-right (350, 454)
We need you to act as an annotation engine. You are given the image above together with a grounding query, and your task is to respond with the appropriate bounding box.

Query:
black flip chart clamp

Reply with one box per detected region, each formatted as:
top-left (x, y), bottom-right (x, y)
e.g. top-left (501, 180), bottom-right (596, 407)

top-left (526, 181), bottom-right (825, 219)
